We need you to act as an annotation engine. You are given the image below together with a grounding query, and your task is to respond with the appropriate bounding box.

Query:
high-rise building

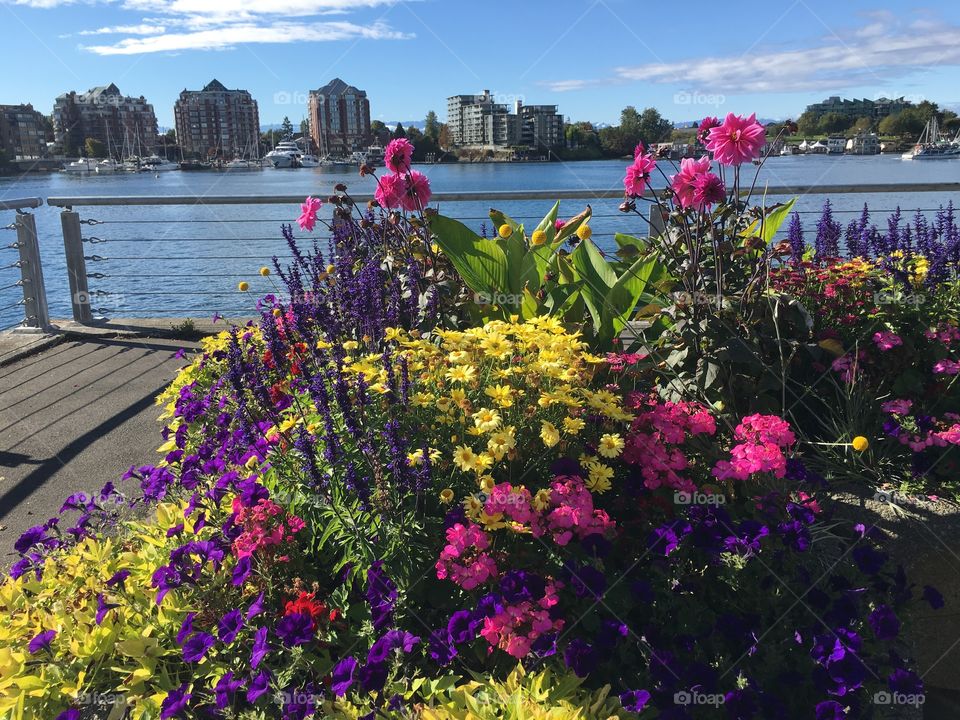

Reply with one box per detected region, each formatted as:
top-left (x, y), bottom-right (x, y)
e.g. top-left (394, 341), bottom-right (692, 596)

top-left (308, 78), bottom-right (371, 157)
top-left (804, 96), bottom-right (913, 119)
top-left (0, 104), bottom-right (48, 159)
top-left (53, 84), bottom-right (158, 157)
top-left (447, 92), bottom-right (563, 149)
top-left (174, 80), bottom-right (261, 160)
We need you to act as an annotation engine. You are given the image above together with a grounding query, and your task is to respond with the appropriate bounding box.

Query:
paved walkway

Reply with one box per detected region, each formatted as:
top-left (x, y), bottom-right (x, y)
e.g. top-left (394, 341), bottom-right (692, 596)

top-left (0, 334), bottom-right (198, 561)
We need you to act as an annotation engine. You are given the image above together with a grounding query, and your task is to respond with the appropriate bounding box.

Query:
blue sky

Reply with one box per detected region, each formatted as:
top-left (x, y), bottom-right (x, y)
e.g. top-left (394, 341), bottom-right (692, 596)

top-left (1, 0), bottom-right (959, 129)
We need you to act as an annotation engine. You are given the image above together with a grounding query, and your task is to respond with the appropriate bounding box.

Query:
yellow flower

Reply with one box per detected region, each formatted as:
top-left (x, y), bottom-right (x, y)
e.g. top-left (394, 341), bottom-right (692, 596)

top-left (531, 229), bottom-right (547, 246)
top-left (272, 308), bottom-right (282, 318)
top-left (259, 266), bottom-right (270, 276)
top-left (436, 397), bottom-right (453, 413)
top-left (238, 281), bottom-right (249, 292)
top-left (440, 488), bottom-right (455, 504)
top-left (480, 334), bottom-right (512, 358)
top-left (532, 489), bottom-right (552, 511)
top-left (446, 365), bottom-right (477, 384)
top-left (851, 436), bottom-right (870, 452)
top-left (487, 427), bottom-right (516, 459)
top-left (498, 224), bottom-right (513, 239)
top-left (407, 449), bottom-right (424, 466)
top-left (587, 462), bottom-right (613, 492)
top-left (598, 433), bottom-right (625, 458)
top-left (447, 350), bottom-right (471, 364)
top-left (343, 340), bottom-right (359, 351)
top-left (540, 421), bottom-right (560, 448)
top-left (412, 392), bottom-right (435, 407)
top-left (479, 475), bottom-right (496, 492)
top-left (326, 264), bottom-right (335, 275)
top-left (472, 452), bottom-right (495, 474)
top-left (473, 407), bottom-right (502, 433)
top-left (484, 384), bottom-right (514, 408)
top-left (576, 224), bottom-right (592, 241)
top-left (453, 445), bottom-right (477, 471)
top-left (563, 417), bottom-right (585, 435)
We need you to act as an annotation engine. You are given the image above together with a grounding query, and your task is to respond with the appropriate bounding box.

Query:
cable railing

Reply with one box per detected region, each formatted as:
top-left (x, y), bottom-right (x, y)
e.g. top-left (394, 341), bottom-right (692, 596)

top-left (0, 198), bottom-right (49, 333)
top-left (7, 183), bottom-right (956, 325)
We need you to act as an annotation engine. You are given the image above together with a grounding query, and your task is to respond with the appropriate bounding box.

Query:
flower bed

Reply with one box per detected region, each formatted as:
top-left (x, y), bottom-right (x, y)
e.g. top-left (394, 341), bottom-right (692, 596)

top-left (1, 125), bottom-right (955, 720)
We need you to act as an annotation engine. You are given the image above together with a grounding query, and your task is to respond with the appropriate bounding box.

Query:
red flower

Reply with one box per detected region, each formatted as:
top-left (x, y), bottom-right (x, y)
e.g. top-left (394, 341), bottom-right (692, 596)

top-left (284, 592), bottom-right (328, 624)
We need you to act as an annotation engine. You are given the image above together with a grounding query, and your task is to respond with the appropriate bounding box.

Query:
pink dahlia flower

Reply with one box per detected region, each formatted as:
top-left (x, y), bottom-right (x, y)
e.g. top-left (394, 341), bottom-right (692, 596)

top-left (384, 138), bottom-right (414, 173)
top-left (400, 169), bottom-right (432, 211)
top-left (692, 172), bottom-right (725, 210)
top-left (297, 196), bottom-right (323, 232)
top-left (696, 116), bottom-right (720, 146)
top-left (375, 172), bottom-right (407, 209)
top-left (670, 156), bottom-right (711, 209)
top-left (706, 113), bottom-right (766, 166)
top-left (624, 152), bottom-right (657, 197)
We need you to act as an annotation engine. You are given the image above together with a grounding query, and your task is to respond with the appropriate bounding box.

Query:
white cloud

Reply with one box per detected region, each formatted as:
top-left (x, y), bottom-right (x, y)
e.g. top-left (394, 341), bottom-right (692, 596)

top-left (83, 19), bottom-right (409, 54)
top-left (611, 19), bottom-right (960, 95)
top-left (77, 23), bottom-right (165, 34)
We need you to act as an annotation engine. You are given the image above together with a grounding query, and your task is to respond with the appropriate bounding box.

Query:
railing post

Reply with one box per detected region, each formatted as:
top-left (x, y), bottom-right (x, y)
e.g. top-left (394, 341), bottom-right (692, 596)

top-left (61, 208), bottom-right (92, 323)
top-left (14, 210), bottom-right (50, 331)
top-left (648, 205), bottom-right (667, 237)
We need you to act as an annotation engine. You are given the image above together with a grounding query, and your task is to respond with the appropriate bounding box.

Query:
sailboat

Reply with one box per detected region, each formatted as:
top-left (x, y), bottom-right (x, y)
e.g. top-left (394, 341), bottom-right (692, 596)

top-left (901, 116), bottom-right (960, 160)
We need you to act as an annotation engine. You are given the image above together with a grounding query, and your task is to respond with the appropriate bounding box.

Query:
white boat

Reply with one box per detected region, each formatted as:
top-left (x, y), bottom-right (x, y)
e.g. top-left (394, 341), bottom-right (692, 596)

top-left (223, 158), bottom-right (258, 171)
top-left (779, 145), bottom-right (798, 156)
top-left (122, 157), bottom-right (141, 172)
top-left (364, 144), bottom-right (385, 166)
top-left (140, 155), bottom-right (179, 172)
top-left (901, 117), bottom-right (960, 160)
top-left (298, 154), bottom-right (321, 168)
top-left (263, 141), bottom-right (301, 168)
top-left (95, 159), bottom-right (122, 173)
top-left (63, 158), bottom-right (97, 174)
top-left (809, 141), bottom-right (828, 155)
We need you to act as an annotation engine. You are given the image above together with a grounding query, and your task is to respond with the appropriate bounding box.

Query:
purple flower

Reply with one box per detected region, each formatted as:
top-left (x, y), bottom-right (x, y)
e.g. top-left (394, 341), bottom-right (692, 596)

top-left (447, 610), bottom-right (478, 644)
top-left (569, 565), bottom-right (606, 599)
top-left (428, 631), bottom-right (457, 666)
top-left (176, 613), bottom-right (196, 645)
top-left (28, 629), bottom-right (56, 654)
top-left (888, 668), bottom-right (923, 695)
top-left (367, 630), bottom-right (419, 665)
top-left (814, 700), bottom-right (845, 720)
top-left (54, 711), bottom-right (80, 720)
top-left (246, 591), bottom-right (266, 620)
top-left (330, 656), bottom-right (358, 697)
top-left (868, 605), bottom-right (900, 641)
top-left (276, 613), bottom-right (315, 646)
top-left (922, 585), bottom-right (945, 609)
top-left (15, 526), bottom-right (50, 554)
top-left (218, 609), bottom-right (244, 644)
top-left (232, 555), bottom-right (252, 586)
top-left (366, 562), bottom-right (398, 631)
top-left (160, 683), bottom-right (191, 719)
top-left (182, 632), bottom-right (216, 663)
top-left (246, 670), bottom-right (271, 703)
top-left (214, 671), bottom-right (243, 710)
top-left (852, 545), bottom-right (886, 575)
top-left (251, 626), bottom-right (270, 668)
top-left (619, 689), bottom-right (650, 712)
top-left (499, 570), bottom-right (546, 603)
top-left (563, 638), bottom-right (596, 678)
top-left (95, 594), bottom-right (119, 625)
top-left (106, 569), bottom-right (130, 587)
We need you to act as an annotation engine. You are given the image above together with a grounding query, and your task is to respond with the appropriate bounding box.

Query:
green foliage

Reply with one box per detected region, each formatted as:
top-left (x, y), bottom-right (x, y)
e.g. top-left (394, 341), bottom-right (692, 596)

top-left (84, 137), bottom-right (107, 158)
top-left (280, 116), bottom-right (294, 140)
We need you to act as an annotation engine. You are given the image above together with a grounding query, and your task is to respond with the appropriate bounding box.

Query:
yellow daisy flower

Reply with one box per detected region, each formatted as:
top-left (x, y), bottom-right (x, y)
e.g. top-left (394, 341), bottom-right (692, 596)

top-left (563, 417), bottom-right (585, 435)
top-left (598, 433), bottom-right (625, 458)
top-left (453, 445), bottom-right (477, 472)
top-left (484, 384), bottom-right (514, 408)
top-left (473, 407), bottom-right (502, 433)
top-left (446, 365), bottom-right (477, 384)
top-left (540, 421), bottom-right (560, 448)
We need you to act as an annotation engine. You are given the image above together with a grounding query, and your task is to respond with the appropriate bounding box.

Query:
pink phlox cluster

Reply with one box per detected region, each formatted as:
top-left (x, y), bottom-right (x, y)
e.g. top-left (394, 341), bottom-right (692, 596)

top-left (713, 414), bottom-right (796, 481)
top-left (484, 483), bottom-right (534, 524)
top-left (530, 476), bottom-right (615, 546)
top-left (231, 497), bottom-right (304, 559)
top-left (436, 523), bottom-right (499, 590)
top-left (872, 331), bottom-right (902, 352)
top-left (479, 581), bottom-right (564, 659)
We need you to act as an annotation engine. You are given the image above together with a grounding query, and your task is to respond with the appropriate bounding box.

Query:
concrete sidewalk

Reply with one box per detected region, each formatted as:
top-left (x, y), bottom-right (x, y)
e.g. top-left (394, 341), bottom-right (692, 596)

top-left (0, 334), bottom-right (199, 562)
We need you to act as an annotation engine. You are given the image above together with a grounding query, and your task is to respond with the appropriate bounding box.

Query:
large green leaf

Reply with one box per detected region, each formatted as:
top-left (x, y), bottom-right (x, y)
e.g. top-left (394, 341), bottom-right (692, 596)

top-left (741, 197), bottom-right (798, 245)
top-left (600, 256), bottom-right (663, 341)
top-left (570, 238), bottom-right (617, 331)
top-left (428, 214), bottom-right (510, 296)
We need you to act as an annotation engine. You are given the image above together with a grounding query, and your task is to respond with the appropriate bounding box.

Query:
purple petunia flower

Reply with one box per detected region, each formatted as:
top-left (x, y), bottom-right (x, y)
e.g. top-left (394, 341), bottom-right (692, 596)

top-left (106, 569), bottom-right (130, 587)
top-left (868, 605), bottom-right (900, 641)
top-left (28, 629), bottom-right (56, 654)
top-left (246, 591), bottom-right (265, 620)
top-left (814, 700), bottom-right (845, 720)
top-left (218, 609), bottom-right (244, 644)
top-left (619, 689), bottom-right (650, 712)
top-left (250, 626), bottom-right (270, 668)
top-left (447, 610), bottom-right (478, 645)
top-left (182, 632), bottom-right (215, 663)
top-left (888, 668), bottom-right (923, 695)
top-left (95, 593), bottom-right (119, 625)
top-left (15, 526), bottom-right (50, 555)
top-left (330, 656), bottom-right (358, 697)
top-left (563, 638), bottom-right (596, 678)
top-left (176, 612), bottom-right (196, 645)
top-left (246, 670), bottom-right (271, 703)
top-left (214, 670), bottom-right (243, 709)
top-left (428, 630), bottom-right (457, 666)
top-left (366, 562), bottom-right (398, 631)
top-left (232, 556), bottom-right (252, 586)
top-left (159, 683), bottom-right (191, 719)
top-left (276, 613), bottom-right (315, 647)
top-left (54, 710), bottom-right (80, 720)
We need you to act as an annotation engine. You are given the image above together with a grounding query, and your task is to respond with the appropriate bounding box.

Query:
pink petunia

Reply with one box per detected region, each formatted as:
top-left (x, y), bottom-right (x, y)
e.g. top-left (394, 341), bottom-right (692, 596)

top-left (384, 138), bottom-right (414, 173)
top-left (933, 359), bottom-right (960, 376)
top-left (872, 331), bottom-right (902, 352)
top-left (297, 196), bottom-right (323, 232)
top-left (705, 113), bottom-right (766, 166)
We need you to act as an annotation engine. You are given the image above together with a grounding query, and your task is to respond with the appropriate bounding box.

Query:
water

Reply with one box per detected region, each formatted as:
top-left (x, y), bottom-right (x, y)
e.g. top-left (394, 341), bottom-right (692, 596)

top-left (0, 156), bottom-right (957, 325)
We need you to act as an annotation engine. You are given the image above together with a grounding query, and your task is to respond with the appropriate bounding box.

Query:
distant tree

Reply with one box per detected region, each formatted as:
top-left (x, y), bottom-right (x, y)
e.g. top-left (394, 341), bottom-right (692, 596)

top-left (424, 111), bottom-right (441, 141)
top-left (280, 116), bottom-right (294, 140)
top-left (406, 127), bottom-right (424, 143)
top-left (393, 123), bottom-right (406, 139)
top-left (371, 120), bottom-right (387, 134)
top-left (915, 101), bottom-right (940, 123)
top-left (851, 116), bottom-right (874, 134)
top-left (637, 107), bottom-right (673, 145)
top-left (796, 110), bottom-right (821, 136)
top-left (879, 109), bottom-right (926, 138)
top-left (438, 123), bottom-right (452, 149)
top-left (817, 112), bottom-right (854, 134)
top-left (165, 129), bottom-right (176, 141)
top-left (84, 137), bottom-right (107, 158)
top-left (599, 126), bottom-right (631, 157)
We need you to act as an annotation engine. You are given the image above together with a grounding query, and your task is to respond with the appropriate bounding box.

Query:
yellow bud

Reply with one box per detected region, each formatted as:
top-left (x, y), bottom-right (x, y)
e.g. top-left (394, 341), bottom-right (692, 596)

top-left (259, 267), bottom-right (270, 277)
top-left (576, 224), bottom-right (592, 241)
top-left (498, 224), bottom-right (513, 239)
top-left (440, 488), bottom-right (454, 504)
top-left (531, 229), bottom-right (547, 246)
top-left (326, 264), bottom-right (335, 275)
top-left (238, 281), bottom-right (249, 292)
top-left (851, 436), bottom-right (869, 452)
top-left (272, 308), bottom-right (282, 317)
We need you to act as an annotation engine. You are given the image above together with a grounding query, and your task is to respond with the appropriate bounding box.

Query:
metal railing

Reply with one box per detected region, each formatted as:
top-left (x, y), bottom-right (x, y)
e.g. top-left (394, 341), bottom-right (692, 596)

top-left (25, 183), bottom-right (960, 324)
top-left (0, 198), bottom-right (50, 332)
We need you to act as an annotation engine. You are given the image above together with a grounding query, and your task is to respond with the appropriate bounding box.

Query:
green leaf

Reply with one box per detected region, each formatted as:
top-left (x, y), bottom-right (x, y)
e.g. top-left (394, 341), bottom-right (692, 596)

top-left (428, 214), bottom-right (510, 296)
top-left (600, 255), bottom-right (662, 341)
top-left (570, 238), bottom-right (617, 331)
top-left (534, 201), bottom-right (561, 244)
top-left (741, 197), bottom-right (798, 245)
